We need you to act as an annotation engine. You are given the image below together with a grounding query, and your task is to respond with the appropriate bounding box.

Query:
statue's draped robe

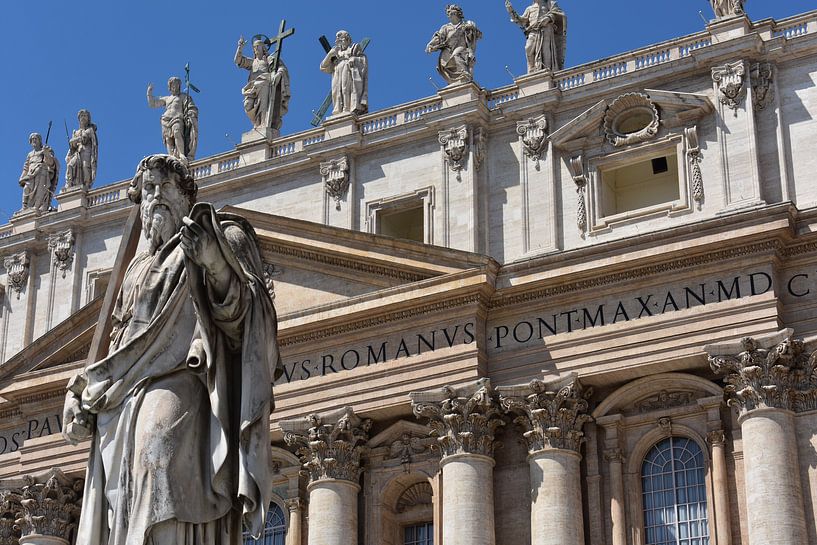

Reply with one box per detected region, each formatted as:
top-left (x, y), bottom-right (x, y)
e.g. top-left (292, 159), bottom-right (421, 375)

top-left (66, 126), bottom-right (98, 189)
top-left (428, 21), bottom-right (482, 84)
top-left (19, 148), bottom-right (58, 212)
top-left (237, 55), bottom-right (291, 132)
top-left (76, 204), bottom-right (278, 545)
top-left (162, 95), bottom-right (199, 160)
top-left (515, 3), bottom-right (566, 73)
top-left (321, 44), bottom-right (368, 115)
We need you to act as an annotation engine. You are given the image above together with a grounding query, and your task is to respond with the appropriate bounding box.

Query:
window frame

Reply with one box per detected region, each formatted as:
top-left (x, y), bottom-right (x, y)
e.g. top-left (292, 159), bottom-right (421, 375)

top-left (365, 187), bottom-right (435, 245)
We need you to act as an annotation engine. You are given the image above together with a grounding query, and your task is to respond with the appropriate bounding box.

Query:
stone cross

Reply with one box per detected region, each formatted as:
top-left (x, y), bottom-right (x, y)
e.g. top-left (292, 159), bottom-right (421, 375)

top-left (264, 20), bottom-right (295, 128)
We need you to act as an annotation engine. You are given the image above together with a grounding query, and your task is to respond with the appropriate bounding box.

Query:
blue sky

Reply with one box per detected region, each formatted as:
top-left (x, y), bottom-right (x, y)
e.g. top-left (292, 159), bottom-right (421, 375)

top-left (0, 0), bottom-right (813, 223)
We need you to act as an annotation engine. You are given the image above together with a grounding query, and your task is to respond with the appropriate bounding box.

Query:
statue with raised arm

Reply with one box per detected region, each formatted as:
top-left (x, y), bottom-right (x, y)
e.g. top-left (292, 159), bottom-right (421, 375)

top-left (320, 30), bottom-right (368, 116)
top-left (146, 77), bottom-right (199, 164)
top-left (426, 4), bottom-right (483, 85)
top-left (19, 132), bottom-right (58, 213)
top-left (62, 154), bottom-right (280, 545)
top-left (505, 0), bottom-right (567, 73)
top-left (710, 0), bottom-right (746, 18)
top-left (235, 36), bottom-right (291, 135)
top-left (65, 109), bottom-right (98, 190)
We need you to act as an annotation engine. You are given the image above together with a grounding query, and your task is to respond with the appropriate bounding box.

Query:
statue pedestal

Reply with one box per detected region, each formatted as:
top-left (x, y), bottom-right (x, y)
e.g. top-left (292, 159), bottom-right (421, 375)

top-left (238, 128), bottom-right (275, 166)
top-left (20, 535), bottom-right (69, 545)
top-left (241, 127), bottom-right (278, 145)
top-left (323, 113), bottom-right (359, 139)
top-left (707, 14), bottom-right (751, 42)
top-left (56, 186), bottom-right (87, 212)
top-left (515, 70), bottom-right (555, 98)
top-left (437, 81), bottom-right (485, 108)
top-left (10, 209), bottom-right (39, 235)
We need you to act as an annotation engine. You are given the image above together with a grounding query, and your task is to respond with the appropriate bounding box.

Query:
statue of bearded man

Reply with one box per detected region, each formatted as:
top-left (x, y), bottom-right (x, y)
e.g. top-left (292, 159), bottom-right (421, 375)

top-left (62, 154), bottom-right (280, 545)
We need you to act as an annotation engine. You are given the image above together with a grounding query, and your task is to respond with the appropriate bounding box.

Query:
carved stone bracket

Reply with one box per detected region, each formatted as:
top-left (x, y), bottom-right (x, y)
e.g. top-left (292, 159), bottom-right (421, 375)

top-left (3, 253), bottom-right (29, 300)
top-left (712, 61), bottom-right (747, 115)
top-left (283, 407), bottom-right (372, 483)
top-left (439, 126), bottom-right (469, 179)
top-left (685, 126), bottom-right (704, 209)
top-left (567, 156), bottom-right (588, 235)
top-left (516, 116), bottom-right (549, 166)
top-left (320, 156), bottom-right (350, 211)
top-left (751, 62), bottom-right (774, 111)
top-left (706, 330), bottom-right (817, 414)
top-left (410, 378), bottom-right (505, 459)
top-left (48, 231), bottom-right (75, 279)
top-left (498, 374), bottom-right (593, 453)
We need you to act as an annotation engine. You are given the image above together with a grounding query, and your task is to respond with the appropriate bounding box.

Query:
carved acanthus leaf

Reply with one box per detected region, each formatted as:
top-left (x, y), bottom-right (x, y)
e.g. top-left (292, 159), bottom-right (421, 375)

top-left (12, 469), bottom-right (83, 543)
top-left (498, 374), bottom-right (593, 453)
top-left (283, 408), bottom-right (372, 483)
top-left (411, 378), bottom-right (505, 458)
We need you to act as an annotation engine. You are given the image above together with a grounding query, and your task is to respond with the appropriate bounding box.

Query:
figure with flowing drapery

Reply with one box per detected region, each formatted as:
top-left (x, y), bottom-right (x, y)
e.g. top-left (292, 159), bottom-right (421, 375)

top-left (426, 4), bottom-right (483, 85)
top-left (19, 132), bottom-right (58, 213)
top-left (65, 109), bottom-right (98, 189)
top-left (235, 37), bottom-right (291, 135)
top-left (320, 30), bottom-right (368, 116)
top-left (506, 0), bottom-right (567, 73)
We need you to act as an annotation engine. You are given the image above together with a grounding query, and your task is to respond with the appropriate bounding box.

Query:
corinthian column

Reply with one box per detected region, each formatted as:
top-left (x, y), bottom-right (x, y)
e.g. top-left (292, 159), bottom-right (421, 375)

top-left (498, 374), bottom-right (592, 545)
top-left (410, 379), bottom-right (505, 545)
top-left (706, 330), bottom-right (815, 545)
top-left (283, 408), bottom-right (371, 545)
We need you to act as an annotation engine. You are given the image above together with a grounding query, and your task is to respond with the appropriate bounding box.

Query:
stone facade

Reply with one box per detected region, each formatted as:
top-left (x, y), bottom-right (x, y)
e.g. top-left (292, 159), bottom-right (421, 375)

top-left (0, 8), bottom-right (815, 545)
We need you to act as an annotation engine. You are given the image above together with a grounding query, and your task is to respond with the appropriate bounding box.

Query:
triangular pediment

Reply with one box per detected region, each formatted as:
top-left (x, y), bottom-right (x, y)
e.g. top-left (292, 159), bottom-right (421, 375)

top-left (550, 89), bottom-right (714, 152)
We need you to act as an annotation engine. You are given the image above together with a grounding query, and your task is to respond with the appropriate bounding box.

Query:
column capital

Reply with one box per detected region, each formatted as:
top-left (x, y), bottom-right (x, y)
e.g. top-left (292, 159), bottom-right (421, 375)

top-left (282, 407), bottom-right (372, 484)
top-left (284, 497), bottom-right (304, 512)
top-left (498, 374), bottom-right (593, 453)
top-left (0, 490), bottom-right (21, 545)
top-left (707, 430), bottom-right (726, 447)
top-left (410, 378), bottom-right (505, 459)
top-left (9, 469), bottom-right (83, 544)
top-left (604, 448), bottom-right (624, 463)
top-left (706, 329), bottom-right (817, 414)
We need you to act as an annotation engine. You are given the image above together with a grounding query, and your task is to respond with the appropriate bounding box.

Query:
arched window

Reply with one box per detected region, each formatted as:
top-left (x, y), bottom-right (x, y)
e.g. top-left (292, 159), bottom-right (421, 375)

top-left (243, 503), bottom-right (287, 545)
top-left (641, 437), bottom-right (710, 545)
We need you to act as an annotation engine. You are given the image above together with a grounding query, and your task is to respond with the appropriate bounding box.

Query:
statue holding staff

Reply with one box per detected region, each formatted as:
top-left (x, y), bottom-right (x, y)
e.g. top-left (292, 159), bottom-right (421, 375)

top-left (235, 35), bottom-right (291, 135)
top-left (65, 109), bottom-right (98, 189)
top-left (147, 77), bottom-right (199, 164)
top-left (19, 131), bottom-right (58, 213)
top-left (505, 0), bottom-right (567, 74)
top-left (426, 4), bottom-right (483, 85)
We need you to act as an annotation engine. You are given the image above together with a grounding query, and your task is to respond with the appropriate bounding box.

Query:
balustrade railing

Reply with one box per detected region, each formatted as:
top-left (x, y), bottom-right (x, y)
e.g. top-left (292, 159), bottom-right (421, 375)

top-left (87, 187), bottom-right (124, 207)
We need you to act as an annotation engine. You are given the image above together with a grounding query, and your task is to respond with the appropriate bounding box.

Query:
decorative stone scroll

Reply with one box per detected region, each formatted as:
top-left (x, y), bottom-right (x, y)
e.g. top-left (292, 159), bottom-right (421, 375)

top-left (283, 407), bottom-right (372, 483)
top-left (567, 156), bottom-right (588, 235)
top-left (706, 329), bottom-right (817, 414)
top-left (685, 126), bottom-right (704, 208)
top-left (320, 156), bottom-right (350, 211)
top-left (603, 93), bottom-right (660, 147)
top-left (439, 126), bottom-right (469, 179)
top-left (516, 115), bottom-right (549, 165)
top-left (3, 253), bottom-right (29, 299)
top-left (48, 231), bottom-right (75, 279)
top-left (712, 61), bottom-right (746, 115)
top-left (410, 378), bottom-right (505, 458)
top-left (751, 62), bottom-right (774, 111)
top-left (497, 374), bottom-right (593, 453)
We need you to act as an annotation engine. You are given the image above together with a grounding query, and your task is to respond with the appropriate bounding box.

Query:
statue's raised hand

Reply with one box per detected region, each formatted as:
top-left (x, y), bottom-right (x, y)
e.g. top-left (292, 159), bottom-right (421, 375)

top-left (180, 215), bottom-right (224, 276)
top-left (147, 83), bottom-right (154, 95)
top-left (238, 36), bottom-right (246, 48)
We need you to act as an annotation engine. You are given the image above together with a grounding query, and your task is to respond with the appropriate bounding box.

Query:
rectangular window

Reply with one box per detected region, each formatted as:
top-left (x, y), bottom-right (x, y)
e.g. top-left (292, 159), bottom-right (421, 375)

top-left (378, 205), bottom-right (425, 243)
top-left (404, 522), bottom-right (434, 545)
top-left (366, 187), bottom-right (434, 244)
top-left (599, 153), bottom-right (680, 218)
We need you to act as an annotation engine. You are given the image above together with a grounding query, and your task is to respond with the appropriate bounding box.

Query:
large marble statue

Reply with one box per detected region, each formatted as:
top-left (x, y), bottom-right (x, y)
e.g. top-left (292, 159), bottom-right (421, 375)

top-left (146, 77), bottom-right (199, 164)
top-left (235, 36), bottom-right (291, 135)
top-left (505, 0), bottom-right (567, 73)
top-left (710, 0), bottom-right (746, 18)
top-left (62, 154), bottom-right (280, 545)
top-left (320, 30), bottom-right (369, 116)
top-left (65, 109), bottom-right (98, 190)
top-left (18, 132), bottom-right (58, 213)
top-left (426, 4), bottom-right (483, 85)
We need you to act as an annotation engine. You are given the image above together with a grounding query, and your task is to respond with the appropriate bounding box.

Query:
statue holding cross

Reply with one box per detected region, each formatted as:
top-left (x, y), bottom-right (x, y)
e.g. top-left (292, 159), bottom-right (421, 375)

top-left (234, 20), bottom-right (294, 137)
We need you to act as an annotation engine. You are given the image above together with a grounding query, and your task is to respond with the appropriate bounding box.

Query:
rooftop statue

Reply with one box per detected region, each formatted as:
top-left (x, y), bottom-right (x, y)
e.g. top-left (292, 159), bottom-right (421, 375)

top-left (711, 0), bottom-right (746, 18)
top-left (18, 132), bottom-right (58, 213)
top-left (62, 154), bottom-right (280, 545)
top-left (320, 30), bottom-right (369, 116)
top-left (235, 35), bottom-right (292, 136)
top-left (65, 109), bottom-right (98, 190)
top-left (505, 0), bottom-right (567, 73)
top-left (146, 77), bottom-right (199, 164)
top-left (426, 4), bottom-right (483, 85)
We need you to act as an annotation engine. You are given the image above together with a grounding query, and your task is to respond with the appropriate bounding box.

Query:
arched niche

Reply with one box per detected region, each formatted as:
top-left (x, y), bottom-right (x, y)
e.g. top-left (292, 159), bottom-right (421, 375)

top-left (593, 373), bottom-right (722, 419)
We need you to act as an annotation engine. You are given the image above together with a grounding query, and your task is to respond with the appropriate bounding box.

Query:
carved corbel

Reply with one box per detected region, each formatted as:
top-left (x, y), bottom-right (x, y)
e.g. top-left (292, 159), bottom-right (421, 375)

top-left (439, 126), bottom-right (469, 179)
top-left (48, 230), bottom-right (75, 279)
top-left (751, 62), bottom-right (774, 111)
top-left (516, 115), bottom-right (549, 166)
top-left (320, 156), bottom-right (350, 211)
top-left (3, 252), bottom-right (29, 299)
top-left (685, 126), bottom-right (704, 209)
top-left (712, 61), bottom-right (747, 115)
top-left (567, 156), bottom-right (588, 235)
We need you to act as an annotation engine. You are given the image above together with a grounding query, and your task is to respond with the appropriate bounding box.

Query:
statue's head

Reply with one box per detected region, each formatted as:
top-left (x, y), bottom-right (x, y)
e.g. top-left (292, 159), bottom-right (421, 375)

top-left (167, 77), bottom-right (182, 95)
top-left (335, 30), bottom-right (352, 49)
top-left (129, 155), bottom-right (197, 253)
top-left (446, 4), bottom-right (464, 22)
top-left (28, 133), bottom-right (42, 150)
top-left (253, 39), bottom-right (268, 59)
top-left (77, 109), bottom-right (91, 128)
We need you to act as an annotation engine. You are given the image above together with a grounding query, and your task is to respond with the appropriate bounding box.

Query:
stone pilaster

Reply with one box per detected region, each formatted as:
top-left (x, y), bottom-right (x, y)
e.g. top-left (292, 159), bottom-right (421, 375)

top-left (284, 498), bottom-right (304, 545)
top-left (283, 408), bottom-right (371, 545)
top-left (706, 329), bottom-right (813, 545)
top-left (707, 430), bottom-right (733, 545)
top-left (410, 378), bottom-right (504, 545)
top-left (498, 374), bottom-right (592, 545)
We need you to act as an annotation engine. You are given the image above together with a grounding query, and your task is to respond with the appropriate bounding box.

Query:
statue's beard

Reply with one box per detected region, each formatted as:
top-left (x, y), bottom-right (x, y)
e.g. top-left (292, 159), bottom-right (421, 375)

top-left (142, 201), bottom-right (183, 253)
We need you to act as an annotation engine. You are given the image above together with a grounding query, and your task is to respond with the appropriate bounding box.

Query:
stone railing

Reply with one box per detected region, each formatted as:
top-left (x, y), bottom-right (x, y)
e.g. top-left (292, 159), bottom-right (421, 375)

top-left (359, 97), bottom-right (443, 135)
top-left (769, 11), bottom-right (817, 39)
top-left (86, 184), bottom-right (127, 208)
top-left (486, 86), bottom-right (520, 110)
